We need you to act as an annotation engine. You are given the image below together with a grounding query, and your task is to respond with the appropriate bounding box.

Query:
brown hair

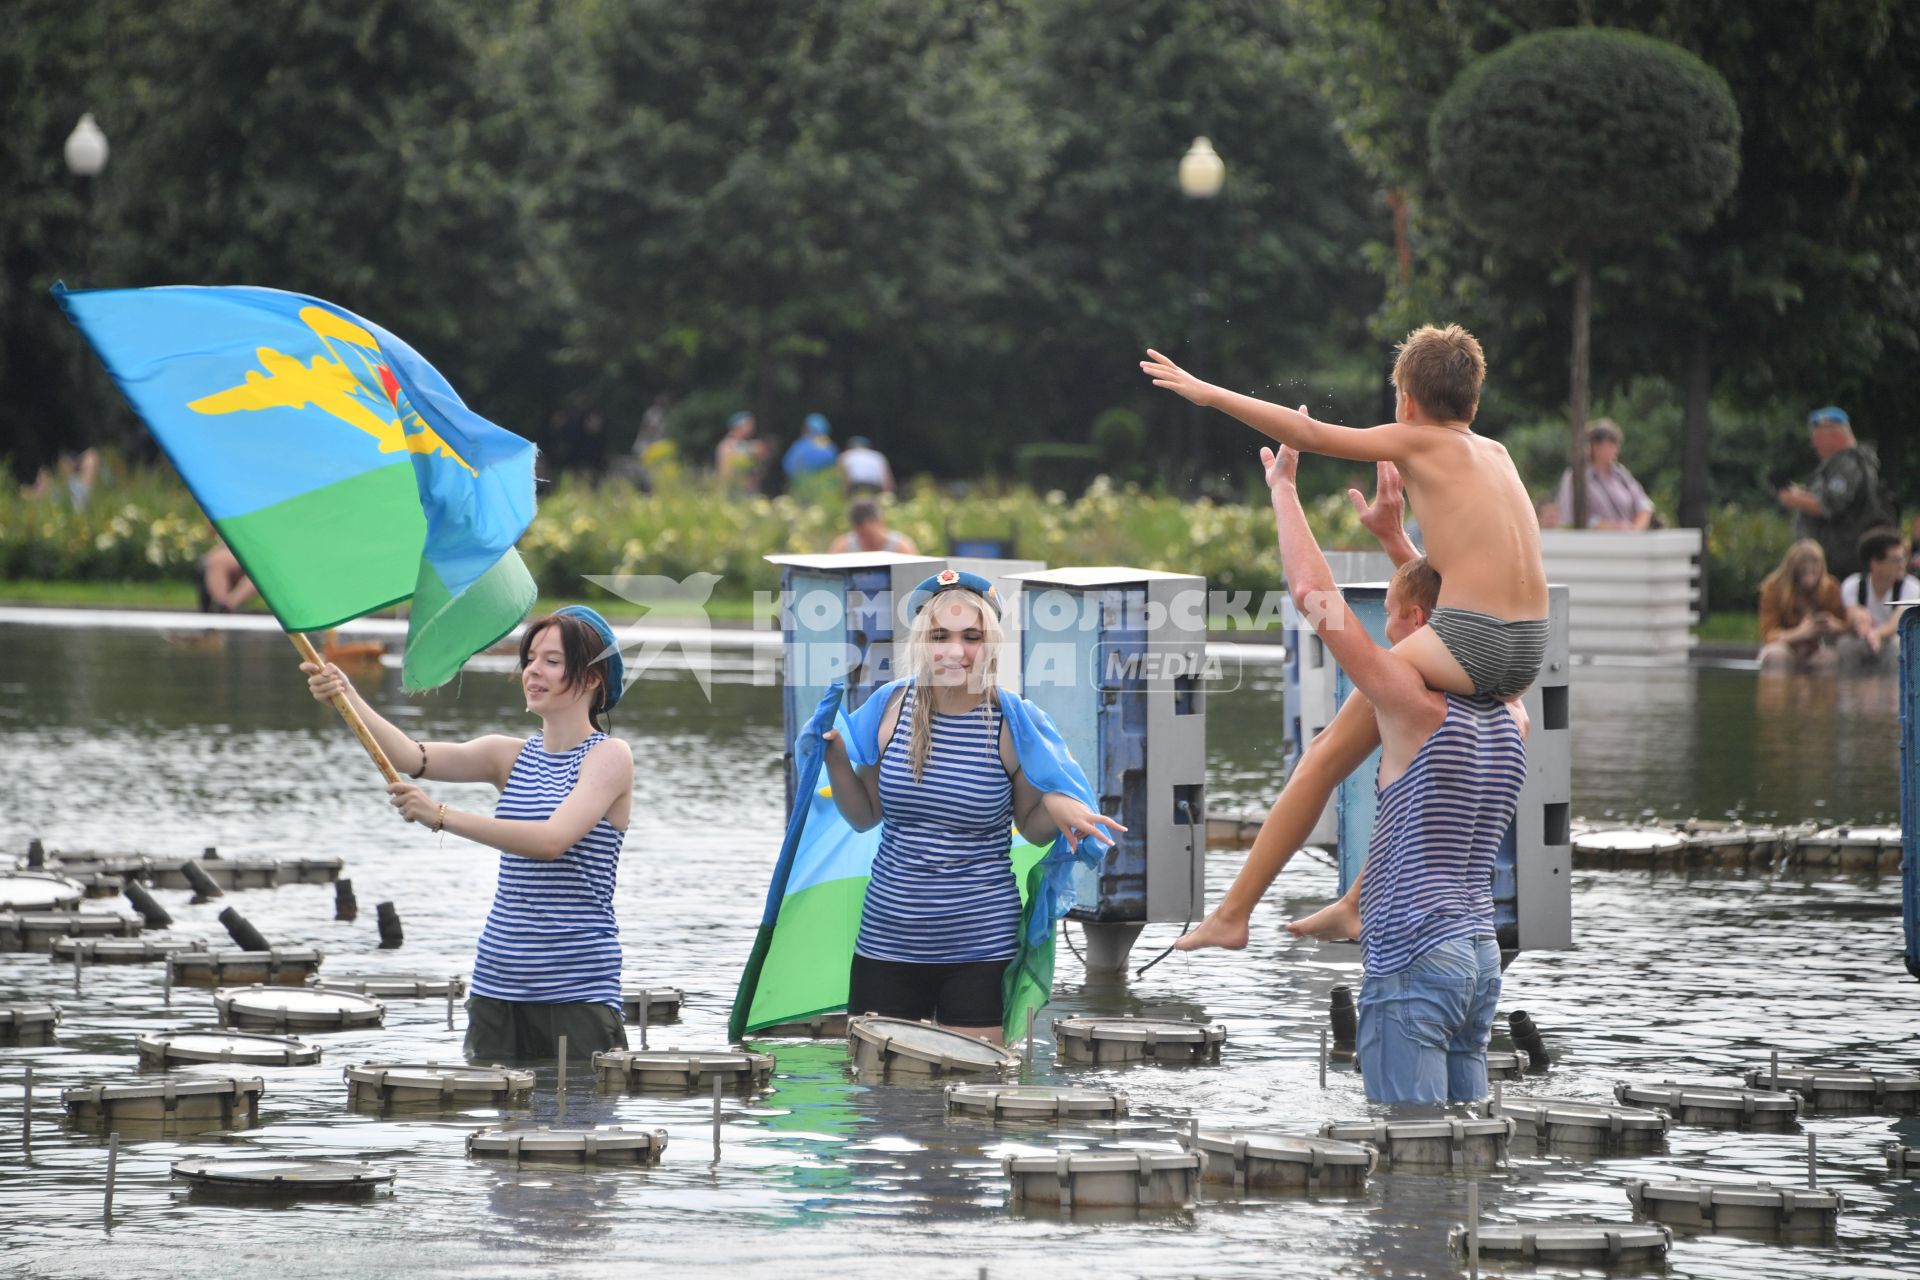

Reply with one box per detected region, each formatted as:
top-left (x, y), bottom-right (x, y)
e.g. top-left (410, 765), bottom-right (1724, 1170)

top-left (1858, 526), bottom-right (1906, 566)
top-left (517, 613), bottom-right (613, 731)
top-left (1758, 540), bottom-right (1830, 627)
top-left (1390, 556), bottom-right (1442, 616)
top-left (1391, 324), bottom-right (1485, 422)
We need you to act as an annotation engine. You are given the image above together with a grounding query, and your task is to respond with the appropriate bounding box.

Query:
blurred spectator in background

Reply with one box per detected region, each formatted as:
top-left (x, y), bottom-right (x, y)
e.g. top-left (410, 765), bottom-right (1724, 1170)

top-left (1777, 407), bottom-right (1890, 580)
top-left (198, 536), bottom-right (258, 613)
top-left (1837, 527), bottom-right (1918, 671)
top-left (21, 449), bottom-right (100, 509)
top-left (838, 435), bottom-right (895, 496)
top-left (614, 393), bottom-right (675, 492)
top-left (1757, 539), bottom-right (1855, 674)
top-left (783, 413), bottom-right (840, 504)
top-left (828, 500), bottom-right (918, 554)
top-left (1550, 420), bottom-right (1653, 530)
top-left (715, 411), bottom-right (769, 497)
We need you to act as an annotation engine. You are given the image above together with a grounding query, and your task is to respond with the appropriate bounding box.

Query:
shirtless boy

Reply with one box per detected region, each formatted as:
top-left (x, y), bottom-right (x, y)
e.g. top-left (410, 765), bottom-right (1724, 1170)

top-left (1141, 325), bottom-right (1548, 701)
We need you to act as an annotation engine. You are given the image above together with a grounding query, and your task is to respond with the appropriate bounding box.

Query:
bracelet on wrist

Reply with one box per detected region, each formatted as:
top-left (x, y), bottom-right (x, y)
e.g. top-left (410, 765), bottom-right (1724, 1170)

top-left (408, 741), bottom-right (428, 780)
top-left (434, 802), bottom-right (447, 833)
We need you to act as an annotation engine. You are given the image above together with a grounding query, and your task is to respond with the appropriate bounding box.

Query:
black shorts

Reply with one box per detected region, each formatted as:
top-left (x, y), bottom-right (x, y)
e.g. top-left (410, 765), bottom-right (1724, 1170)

top-left (463, 995), bottom-right (627, 1063)
top-left (848, 953), bottom-right (1007, 1028)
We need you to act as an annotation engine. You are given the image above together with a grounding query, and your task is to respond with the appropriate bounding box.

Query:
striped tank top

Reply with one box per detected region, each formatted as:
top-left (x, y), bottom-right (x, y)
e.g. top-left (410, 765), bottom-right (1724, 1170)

top-left (472, 732), bottom-right (624, 1009)
top-left (855, 684), bottom-right (1020, 964)
top-left (1359, 695), bottom-right (1528, 978)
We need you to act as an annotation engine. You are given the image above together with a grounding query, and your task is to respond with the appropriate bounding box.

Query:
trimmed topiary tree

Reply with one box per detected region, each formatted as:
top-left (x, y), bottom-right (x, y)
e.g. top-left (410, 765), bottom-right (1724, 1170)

top-left (1430, 28), bottom-right (1739, 527)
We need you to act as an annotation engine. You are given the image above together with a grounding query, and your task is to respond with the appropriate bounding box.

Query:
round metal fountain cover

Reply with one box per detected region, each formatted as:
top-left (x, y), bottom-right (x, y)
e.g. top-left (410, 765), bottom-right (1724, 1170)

top-left (173, 949), bottom-right (325, 986)
top-left (1614, 1080), bottom-right (1801, 1125)
top-left (345, 1061), bottom-right (535, 1107)
top-left (1052, 1016), bottom-right (1227, 1064)
top-left (944, 1083), bottom-right (1129, 1119)
top-left (1571, 827), bottom-right (1686, 855)
top-left (1453, 1221), bottom-right (1672, 1264)
top-left (1491, 1095), bottom-right (1669, 1133)
top-left (850, 1016), bottom-right (1022, 1076)
top-left (1003, 1147), bottom-right (1203, 1210)
top-left (1191, 1131), bottom-right (1377, 1191)
top-left (1485, 1050), bottom-right (1524, 1081)
top-left (16, 909), bottom-right (140, 938)
top-left (1625, 1178), bottom-right (1842, 1233)
top-left (1802, 824), bottom-right (1900, 848)
top-left (1742, 1067), bottom-right (1920, 1111)
top-left (0, 871), bottom-right (86, 911)
top-left (51, 936), bottom-right (205, 964)
top-left (621, 986), bottom-right (685, 1022)
top-left (274, 856), bottom-right (345, 884)
top-left (63, 1075), bottom-right (264, 1126)
top-left (592, 1048), bottom-right (777, 1091)
top-left (172, 1157), bottom-right (393, 1194)
top-left (216, 985), bottom-right (384, 1030)
top-left (1320, 1116), bottom-right (1513, 1167)
top-left (312, 975), bottom-right (466, 999)
top-left (467, 1126), bottom-right (669, 1164)
top-left (137, 1028), bottom-right (322, 1067)
top-left (754, 1011), bottom-right (849, 1038)
top-left (0, 1002), bottom-right (60, 1042)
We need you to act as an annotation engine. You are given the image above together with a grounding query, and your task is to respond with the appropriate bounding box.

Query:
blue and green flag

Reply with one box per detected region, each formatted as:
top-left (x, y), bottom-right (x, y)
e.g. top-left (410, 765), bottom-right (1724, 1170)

top-left (56, 283), bottom-right (537, 688)
top-left (730, 678), bottom-right (1114, 1042)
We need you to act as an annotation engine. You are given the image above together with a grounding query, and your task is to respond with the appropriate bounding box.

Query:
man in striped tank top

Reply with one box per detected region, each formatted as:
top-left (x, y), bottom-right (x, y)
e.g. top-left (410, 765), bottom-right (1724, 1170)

top-left (1261, 444), bottom-right (1529, 1106)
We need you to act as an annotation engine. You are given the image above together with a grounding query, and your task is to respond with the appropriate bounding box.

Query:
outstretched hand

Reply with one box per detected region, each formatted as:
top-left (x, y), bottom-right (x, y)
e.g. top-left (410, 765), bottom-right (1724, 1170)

top-left (1347, 460), bottom-right (1405, 540)
top-left (1139, 349), bottom-right (1212, 405)
top-left (1261, 444), bottom-right (1299, 492)
top-left (1041, 792), bottom-right (1127, 847)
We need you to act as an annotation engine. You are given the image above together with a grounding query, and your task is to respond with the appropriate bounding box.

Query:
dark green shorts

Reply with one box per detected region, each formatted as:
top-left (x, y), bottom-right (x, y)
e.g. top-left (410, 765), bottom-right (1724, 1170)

top-left (464, 995), bottom-right (627, 1063)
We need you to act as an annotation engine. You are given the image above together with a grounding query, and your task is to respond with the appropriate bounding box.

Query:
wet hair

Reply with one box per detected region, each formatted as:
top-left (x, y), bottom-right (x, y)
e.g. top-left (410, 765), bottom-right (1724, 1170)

top-left (1391, 324), bottom-right (1485, 422)
top-left (1390, 556), bottom-right (1442, 616)
top-left (517, 612), bottom-right (613, 731)
top-left (1858, 526), bottom-right (1905, 566)
top-left (848, 499), bottom-right (882, 527)
top-left (902, 588), bottom-right (1004, 782)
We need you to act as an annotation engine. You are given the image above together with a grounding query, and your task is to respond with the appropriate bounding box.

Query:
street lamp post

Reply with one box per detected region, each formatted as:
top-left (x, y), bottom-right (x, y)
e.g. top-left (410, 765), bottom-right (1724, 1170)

top-left (64, 113), bottom-right (109, 283)
top-left (1178, 137), bottom-right (1224, 495)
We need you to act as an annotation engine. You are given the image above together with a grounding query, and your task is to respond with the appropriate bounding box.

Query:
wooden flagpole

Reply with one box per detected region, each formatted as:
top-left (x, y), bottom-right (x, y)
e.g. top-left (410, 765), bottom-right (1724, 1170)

top-left (288, 632), bottom-right (400, 785)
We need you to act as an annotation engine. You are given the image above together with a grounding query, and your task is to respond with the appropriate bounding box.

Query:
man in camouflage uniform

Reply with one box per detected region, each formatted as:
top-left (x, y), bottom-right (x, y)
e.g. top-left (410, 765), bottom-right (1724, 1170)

top-left (1778, 407), bottom-right (1891, 580)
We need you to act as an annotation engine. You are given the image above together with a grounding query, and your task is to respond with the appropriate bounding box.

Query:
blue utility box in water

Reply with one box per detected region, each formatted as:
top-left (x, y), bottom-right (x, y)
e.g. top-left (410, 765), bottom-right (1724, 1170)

top-left (1012, 568), bottom-right (1209, 971)
top-left (1328, 582), bottom-right (1572, 958)
top-left (1900, 608), bottom-right (1919, 980)
top-left (768, 552), bottom-right (939, 808)
top-left (767, 552), bottom-right (1043, 809)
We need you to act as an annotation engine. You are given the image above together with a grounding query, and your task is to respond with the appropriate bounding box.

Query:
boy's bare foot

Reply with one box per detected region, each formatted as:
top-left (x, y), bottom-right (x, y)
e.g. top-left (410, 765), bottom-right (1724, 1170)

top-left (1285, 897), bottom-right (1362, 942)
top-left (1174, 911), bottom-right (1250, 952)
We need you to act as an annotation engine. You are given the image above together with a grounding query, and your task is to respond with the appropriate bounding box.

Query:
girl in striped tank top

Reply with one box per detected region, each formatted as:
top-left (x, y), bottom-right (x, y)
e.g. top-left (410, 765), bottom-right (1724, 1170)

top-left (304, 606), bottom-right (633, 1062)
top-left (821, 571), bottom-right (1123, 1043)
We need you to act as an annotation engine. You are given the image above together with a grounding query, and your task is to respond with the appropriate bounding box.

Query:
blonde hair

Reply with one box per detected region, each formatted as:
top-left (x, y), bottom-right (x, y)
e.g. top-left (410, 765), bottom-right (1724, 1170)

top-left (1759, 539), bottom-right (1830, 623)
top-left (1391, 324), bottom-right (1486, 422)
top-left (1391, 556), bottom-right (1442, 616)
top-left (903, 588), bottom-right (1005, 781)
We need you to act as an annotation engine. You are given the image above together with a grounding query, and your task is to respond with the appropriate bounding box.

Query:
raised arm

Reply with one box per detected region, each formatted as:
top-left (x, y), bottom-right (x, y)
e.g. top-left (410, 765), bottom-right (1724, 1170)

top-left (1265, 446), bottom-right (1433, 721)
top-left (1141, 350), bottom-right (1430, 463)
top-left (304, 660), bottom-right (521, 788)
top-left (386, 737), bottom-right (633, 859)
top-left (1347, 461), bottom-right (1420, 568)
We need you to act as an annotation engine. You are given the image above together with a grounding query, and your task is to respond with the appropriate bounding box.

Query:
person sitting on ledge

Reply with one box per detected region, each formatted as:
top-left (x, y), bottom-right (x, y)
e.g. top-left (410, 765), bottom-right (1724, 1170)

top-left (1757, 539), bottom-right (1858, 674)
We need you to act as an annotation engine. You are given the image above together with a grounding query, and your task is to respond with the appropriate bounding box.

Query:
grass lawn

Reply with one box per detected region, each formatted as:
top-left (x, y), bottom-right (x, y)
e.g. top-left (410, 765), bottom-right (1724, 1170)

top-left (1696, 611), bottom-right (1759, 644)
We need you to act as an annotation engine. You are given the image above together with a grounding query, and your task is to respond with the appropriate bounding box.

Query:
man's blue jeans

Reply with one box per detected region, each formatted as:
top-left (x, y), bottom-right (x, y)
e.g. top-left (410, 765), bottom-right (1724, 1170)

top-left (1356, 935), bottom-right (1502, 1105)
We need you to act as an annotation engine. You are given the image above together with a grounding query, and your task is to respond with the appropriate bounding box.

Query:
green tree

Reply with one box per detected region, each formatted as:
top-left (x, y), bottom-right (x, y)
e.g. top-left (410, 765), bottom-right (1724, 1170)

top-left (1429, 28), bottom-right (1739, 527)
top-left (1288, 1), bottom-right (1920, 542)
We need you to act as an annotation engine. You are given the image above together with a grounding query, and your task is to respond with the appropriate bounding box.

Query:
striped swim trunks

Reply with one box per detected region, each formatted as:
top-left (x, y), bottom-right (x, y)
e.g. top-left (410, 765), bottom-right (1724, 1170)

top-left (1428, 607), bottom-right (1548, 700)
